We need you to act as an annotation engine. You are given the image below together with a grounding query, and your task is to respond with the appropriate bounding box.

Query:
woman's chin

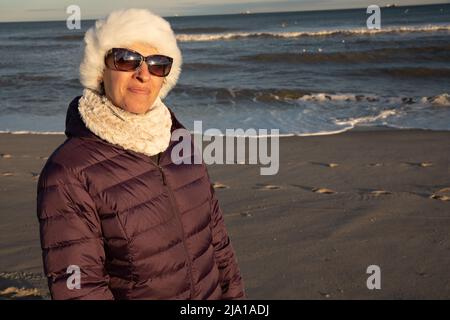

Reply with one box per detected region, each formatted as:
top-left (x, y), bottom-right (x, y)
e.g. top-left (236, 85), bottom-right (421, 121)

top-left (123, 100), bottom-right (154, 114)
top-left (124, 98), bottom-right (160, 114)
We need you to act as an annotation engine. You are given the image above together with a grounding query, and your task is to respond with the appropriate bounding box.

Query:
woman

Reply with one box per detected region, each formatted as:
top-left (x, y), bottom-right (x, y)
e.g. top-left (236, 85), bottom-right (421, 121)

top-left (36, 8), bottom-right (245, 300)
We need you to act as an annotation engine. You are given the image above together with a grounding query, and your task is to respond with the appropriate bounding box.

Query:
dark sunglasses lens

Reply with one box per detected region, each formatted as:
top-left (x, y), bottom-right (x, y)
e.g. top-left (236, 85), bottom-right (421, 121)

top-left (114, 49), bottom-right (141, 71)
top-left (146, 55), bottom-right (173, 77)
top-left (148, 64), bottom-right (172, 77)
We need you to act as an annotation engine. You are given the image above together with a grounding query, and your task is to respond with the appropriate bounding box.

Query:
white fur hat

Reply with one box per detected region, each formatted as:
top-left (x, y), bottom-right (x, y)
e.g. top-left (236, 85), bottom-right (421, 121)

top-left (79, 8), bottom-right (182, 100)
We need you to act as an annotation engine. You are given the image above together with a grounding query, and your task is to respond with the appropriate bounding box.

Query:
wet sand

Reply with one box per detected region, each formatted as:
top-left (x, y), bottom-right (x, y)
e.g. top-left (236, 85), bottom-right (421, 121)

top-left (0, 128), bottom-right (449, 299)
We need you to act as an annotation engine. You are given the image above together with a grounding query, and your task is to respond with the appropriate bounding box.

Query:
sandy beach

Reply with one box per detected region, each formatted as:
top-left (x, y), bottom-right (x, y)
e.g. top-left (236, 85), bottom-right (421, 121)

top-left (0, 128), bottom-right (449, 299)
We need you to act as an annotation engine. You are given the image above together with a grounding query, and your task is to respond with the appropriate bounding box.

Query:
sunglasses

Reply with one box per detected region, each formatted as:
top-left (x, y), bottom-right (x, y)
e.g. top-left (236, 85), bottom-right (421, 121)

top-left (104, 48), bottom-right (173, 77)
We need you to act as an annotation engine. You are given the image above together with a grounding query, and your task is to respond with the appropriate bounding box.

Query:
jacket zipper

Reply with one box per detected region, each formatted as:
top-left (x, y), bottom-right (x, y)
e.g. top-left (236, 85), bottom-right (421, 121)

top-left (150, 159), bottom-right (196, 299)
top-left (76, 137), bottom-right (196, 296)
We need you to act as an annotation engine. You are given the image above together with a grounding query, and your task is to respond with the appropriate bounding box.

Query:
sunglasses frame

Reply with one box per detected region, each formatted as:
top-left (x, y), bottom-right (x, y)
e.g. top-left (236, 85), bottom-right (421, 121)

top-left (104, 48), bottom-right (173, 77)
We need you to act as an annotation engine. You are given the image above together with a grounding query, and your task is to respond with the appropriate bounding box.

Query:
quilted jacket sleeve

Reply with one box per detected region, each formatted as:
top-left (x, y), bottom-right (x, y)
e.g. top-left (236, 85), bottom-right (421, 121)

top-left (36, 161), bottom-right (114, 300)
top-left (207, 170), bottom-right (246, 300)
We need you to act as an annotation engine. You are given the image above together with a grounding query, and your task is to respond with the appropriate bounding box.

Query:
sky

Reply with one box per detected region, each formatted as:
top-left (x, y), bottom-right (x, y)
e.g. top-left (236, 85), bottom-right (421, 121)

top-left (0, 0), bottom-right (448, 22)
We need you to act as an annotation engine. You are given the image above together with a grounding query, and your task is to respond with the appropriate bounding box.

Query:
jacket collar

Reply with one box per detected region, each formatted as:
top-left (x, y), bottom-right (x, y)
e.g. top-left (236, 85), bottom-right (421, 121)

top-left (65, 96), bottom-right (187, 166)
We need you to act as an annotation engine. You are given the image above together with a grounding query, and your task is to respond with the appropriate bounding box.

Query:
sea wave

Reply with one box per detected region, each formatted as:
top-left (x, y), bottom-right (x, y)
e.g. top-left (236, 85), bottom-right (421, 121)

top-left (299, 92), bottom-right (450, 107)
top-left (173, 85), bottom-right (312, 102)
top-left (421, 93), bottom-right (450, 106)
top-left (173, 27), bottom-right (236, 34)
top-left (353, 67), bottom-right (450, 78)
top-left (173, 85), bottom-right (450, 107)
top-left (7, 34), bottom-right (84, 41)
top-left (183, 63), bottom-right (232, 71)
top-left (333, 109), bottom-right (399, 127)
top-left (239, 45), bottom-right (450, 64)
top-left (176, 24), bottom-right (450, 42)
top-left (0, 74), bottom-right (63, 87)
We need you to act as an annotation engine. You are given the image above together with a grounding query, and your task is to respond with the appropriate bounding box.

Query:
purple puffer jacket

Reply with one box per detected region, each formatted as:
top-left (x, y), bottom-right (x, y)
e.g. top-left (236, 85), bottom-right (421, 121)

top-left (36, 97), bottom-right (245, 300)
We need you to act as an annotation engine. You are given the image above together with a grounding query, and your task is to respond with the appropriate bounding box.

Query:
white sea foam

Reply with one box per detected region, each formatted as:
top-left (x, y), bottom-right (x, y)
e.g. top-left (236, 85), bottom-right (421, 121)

top-left (333, 110), bottom-right (398, 127)
top-left (296, 92), bottom-right (450, 107)
top-left (298, 93), bottom-right (358, 102)
top-left (176, 24), bottom-right (450, 42)
top-left (421, 93), bottom-right (450, 107)
top-left (295, 127), bottom-right (355, 136)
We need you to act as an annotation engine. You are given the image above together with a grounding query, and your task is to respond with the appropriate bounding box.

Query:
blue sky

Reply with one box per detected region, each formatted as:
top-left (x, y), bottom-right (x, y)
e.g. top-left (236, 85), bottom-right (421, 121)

top-left (0, 0), bottom-right (447, 22)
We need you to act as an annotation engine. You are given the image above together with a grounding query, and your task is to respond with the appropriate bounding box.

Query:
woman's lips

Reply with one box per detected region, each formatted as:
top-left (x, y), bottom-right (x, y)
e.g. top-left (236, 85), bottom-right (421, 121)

top-left (128, 87), bottom-right (150, 95)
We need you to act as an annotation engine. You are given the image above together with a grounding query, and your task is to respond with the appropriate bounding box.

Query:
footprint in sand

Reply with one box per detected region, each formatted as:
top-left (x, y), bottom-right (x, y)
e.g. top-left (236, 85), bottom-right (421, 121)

top-left (312, 187), bottom-right (336, 194)
top-left (212, 182), bottom-right (230, 189)
top-left (430, 187), bottom-right (450, 202)
top-left (328, 163), bottom-right (339, 168)
top-left (318, 291), bottom-right (331, 298)
top-left (403, 161), bottom-right (433, 167)
top-left (253, 183), bottom-right (282, 190)
top-left (419, 162), bottom-right (433, 167)
top-left (311, 162), bottom-right (339, 168)
top-left (370, 190), bottom-right (392, 196)
top-left (367, 163), bottom-right (383, 167)
top-left (1, 153), bottom-right (12, 159)
top-left (240, 212), bottom-right (253, 217)
top-left (291, 184), bottom-right (337, 194)
top-left (359, 189), bottom-right (391, 199)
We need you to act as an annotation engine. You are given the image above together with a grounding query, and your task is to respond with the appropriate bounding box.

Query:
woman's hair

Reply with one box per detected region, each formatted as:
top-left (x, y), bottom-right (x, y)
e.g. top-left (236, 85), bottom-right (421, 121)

top-left (79, 8), bottom-right (182, 99)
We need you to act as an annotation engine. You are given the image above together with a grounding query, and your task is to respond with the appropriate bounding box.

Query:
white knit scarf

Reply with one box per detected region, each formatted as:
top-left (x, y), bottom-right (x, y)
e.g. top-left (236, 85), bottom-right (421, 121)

top-left (78, 89), bottom-right (172, 157)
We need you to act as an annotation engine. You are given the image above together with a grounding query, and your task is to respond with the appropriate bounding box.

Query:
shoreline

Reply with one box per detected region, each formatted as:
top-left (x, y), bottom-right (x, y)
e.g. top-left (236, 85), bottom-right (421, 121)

top-left (1, 124), bottom-right (449, 137)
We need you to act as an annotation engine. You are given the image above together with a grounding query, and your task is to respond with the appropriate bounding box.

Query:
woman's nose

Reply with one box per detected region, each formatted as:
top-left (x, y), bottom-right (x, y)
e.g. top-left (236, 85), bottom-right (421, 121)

top-left (134, 63), bottom-right (151, 82)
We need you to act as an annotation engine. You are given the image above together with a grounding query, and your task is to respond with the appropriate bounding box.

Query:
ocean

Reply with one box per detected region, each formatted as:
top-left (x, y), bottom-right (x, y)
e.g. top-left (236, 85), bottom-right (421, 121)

top-left (0, 4), bottom-right (449, 135)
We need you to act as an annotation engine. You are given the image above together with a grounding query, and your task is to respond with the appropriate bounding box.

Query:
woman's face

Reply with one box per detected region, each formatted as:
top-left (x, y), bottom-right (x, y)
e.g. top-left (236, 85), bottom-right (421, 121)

top-left (103, 42), bottom-right (164, 114)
